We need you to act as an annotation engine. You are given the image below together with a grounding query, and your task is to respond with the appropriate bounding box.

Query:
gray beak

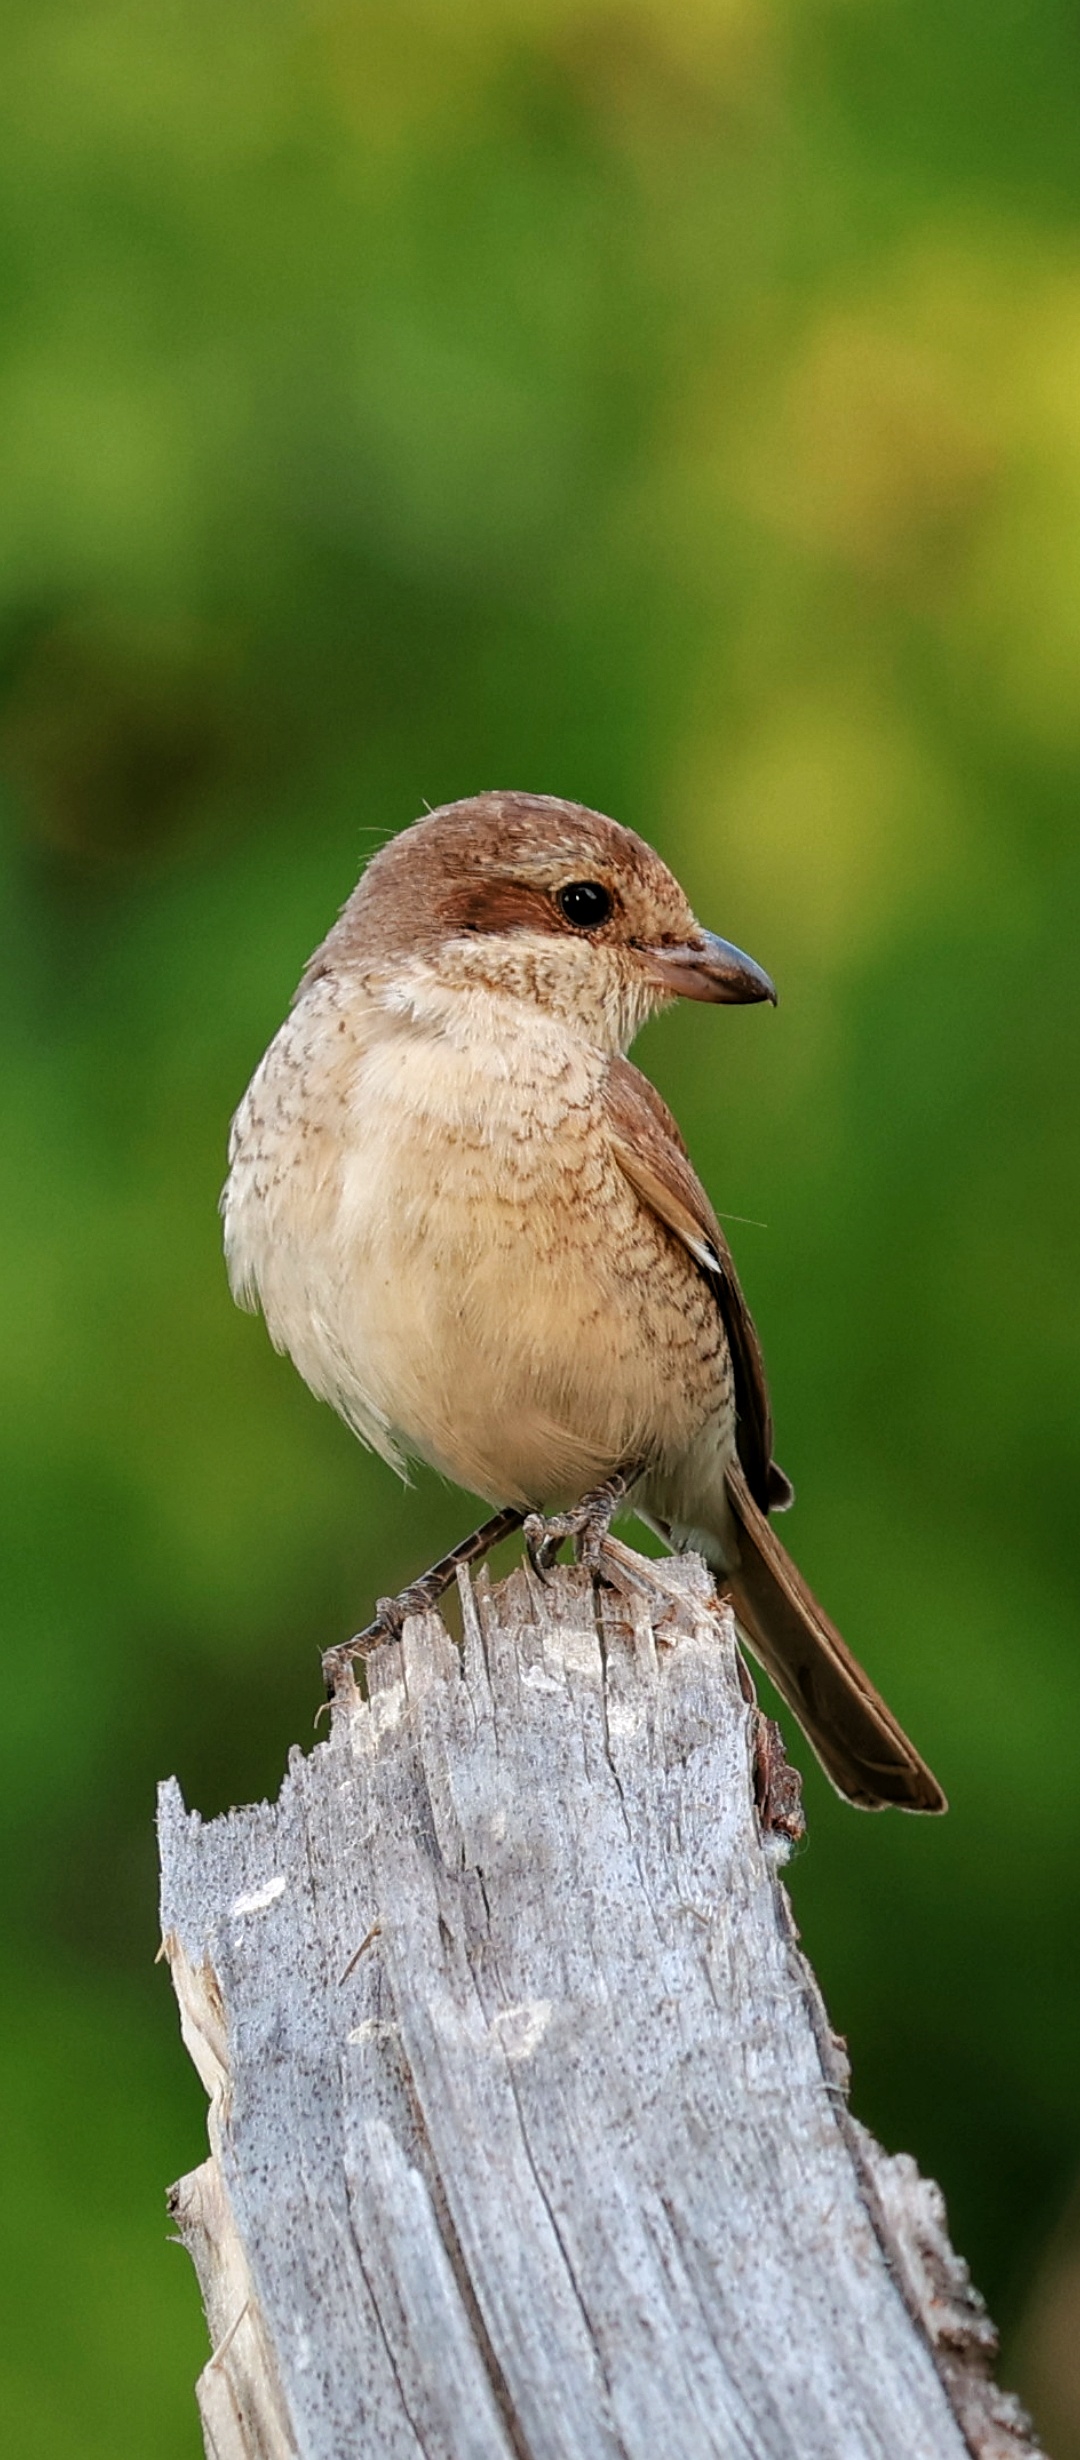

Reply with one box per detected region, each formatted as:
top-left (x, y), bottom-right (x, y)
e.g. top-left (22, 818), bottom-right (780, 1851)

top-left (645, 930), bottom-right (777, 1006)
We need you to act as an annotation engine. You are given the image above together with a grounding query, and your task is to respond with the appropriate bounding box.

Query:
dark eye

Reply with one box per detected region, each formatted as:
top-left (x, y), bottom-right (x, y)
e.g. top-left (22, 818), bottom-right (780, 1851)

top-left (556, 880), bottom-right (613, 930)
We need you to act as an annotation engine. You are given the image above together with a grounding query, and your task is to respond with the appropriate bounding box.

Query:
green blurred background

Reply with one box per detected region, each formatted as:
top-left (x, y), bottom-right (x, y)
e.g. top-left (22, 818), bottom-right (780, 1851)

top-left (2, 1), bottom-right (1079, 2450)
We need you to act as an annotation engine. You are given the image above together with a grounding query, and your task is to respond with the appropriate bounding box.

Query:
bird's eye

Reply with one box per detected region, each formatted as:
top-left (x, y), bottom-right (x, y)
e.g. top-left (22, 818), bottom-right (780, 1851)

top-left (556, 880), bottom-right (613, 930)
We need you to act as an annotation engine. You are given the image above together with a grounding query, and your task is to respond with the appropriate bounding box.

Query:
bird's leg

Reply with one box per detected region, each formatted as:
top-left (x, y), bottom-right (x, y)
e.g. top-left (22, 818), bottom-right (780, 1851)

top-left (524, 1460), bottom-right (647, 1579)
top-left (322, 1506), bottom-right (525, 1688)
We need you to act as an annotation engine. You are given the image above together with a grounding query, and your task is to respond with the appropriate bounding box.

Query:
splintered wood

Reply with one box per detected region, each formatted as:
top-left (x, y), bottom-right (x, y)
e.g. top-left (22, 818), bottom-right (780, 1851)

top-left (159, 1550), bottom-right (1039, 2460)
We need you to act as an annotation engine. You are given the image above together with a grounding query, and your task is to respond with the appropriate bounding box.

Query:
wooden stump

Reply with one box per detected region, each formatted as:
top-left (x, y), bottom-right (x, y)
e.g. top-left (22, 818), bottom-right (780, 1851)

top-left (159, 1546), bottom-right (1040, 2460)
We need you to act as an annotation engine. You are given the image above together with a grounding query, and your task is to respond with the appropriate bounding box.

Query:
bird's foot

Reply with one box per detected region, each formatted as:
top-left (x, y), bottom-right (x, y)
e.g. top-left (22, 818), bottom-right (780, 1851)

top-left (322, 1577), bottom-right (439, 1689)
top-left (524, 1461), bottom-right (646, 1579)
top-left (321, 1604), bottom-right (397, 1690)
top-left (322, 1507), bottom-right (524, 1692)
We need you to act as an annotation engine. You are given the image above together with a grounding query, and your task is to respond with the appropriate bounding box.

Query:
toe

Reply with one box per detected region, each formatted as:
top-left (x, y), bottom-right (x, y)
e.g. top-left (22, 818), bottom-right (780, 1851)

top-left (375, 1593), bottom-right (407, 1638)
top-left (523, 1512), bottom-right (551, 1577)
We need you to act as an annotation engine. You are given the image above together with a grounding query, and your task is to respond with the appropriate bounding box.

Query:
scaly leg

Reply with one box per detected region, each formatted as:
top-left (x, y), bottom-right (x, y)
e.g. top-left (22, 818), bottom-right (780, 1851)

top-left (322, 1507), bottom-right (525, 1688)
top-left (523, 1460), bottom-right (647, 1578)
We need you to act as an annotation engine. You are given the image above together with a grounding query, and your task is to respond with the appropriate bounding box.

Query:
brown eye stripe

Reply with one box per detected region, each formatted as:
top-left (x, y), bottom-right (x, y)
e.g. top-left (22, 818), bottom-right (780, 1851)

top-left (442, 878), bottom-right (558, 937)
top-left (442, 877), bottom-right (613, 939)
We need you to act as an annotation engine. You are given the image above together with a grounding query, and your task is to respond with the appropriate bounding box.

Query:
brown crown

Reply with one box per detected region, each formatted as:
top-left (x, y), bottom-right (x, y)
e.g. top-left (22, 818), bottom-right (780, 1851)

top-left (301, 791), bottom-right (698, 983)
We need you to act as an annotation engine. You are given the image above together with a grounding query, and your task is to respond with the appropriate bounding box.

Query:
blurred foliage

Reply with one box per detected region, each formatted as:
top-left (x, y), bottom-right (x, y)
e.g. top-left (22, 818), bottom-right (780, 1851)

top-left (1, 1), bottom-right (1079, 2450)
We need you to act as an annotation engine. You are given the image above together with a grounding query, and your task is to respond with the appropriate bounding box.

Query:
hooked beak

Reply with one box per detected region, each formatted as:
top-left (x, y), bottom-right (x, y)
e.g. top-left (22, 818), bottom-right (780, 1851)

top-left (645, 929), bottom-right (777, 1006)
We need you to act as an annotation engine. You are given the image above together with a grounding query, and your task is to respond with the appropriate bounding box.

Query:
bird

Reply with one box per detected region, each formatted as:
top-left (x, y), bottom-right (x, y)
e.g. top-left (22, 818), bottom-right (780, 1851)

top-left (222, 790), bottom-right (945, 1813)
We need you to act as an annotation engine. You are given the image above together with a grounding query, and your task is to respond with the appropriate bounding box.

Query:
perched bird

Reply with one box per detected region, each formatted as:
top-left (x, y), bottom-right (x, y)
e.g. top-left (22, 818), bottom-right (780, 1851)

top-left (223, 791), bottom-right (945, 1813)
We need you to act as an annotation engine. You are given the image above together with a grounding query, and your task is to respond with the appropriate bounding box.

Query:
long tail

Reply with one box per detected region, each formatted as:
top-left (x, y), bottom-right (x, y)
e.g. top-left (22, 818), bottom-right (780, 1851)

top-left (720, 1462), bottom-right (946, 1812)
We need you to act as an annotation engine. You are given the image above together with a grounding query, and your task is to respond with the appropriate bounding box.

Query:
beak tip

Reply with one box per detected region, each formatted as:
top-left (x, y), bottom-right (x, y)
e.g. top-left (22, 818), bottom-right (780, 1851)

top-left (703, 933), bottom-right (778, 1009)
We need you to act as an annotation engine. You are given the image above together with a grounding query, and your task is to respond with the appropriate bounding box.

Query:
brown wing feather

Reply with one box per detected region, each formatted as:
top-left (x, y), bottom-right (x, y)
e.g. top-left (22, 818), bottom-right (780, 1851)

top-left (602, 1057), bottom-right (945, 1814)
top-left (603, 1056), bottom-right (789, 1513)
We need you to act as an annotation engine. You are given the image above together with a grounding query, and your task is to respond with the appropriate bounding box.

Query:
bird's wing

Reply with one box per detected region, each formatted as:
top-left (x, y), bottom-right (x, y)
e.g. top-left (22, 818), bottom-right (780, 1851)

top-left (602, 1054), bottom-right (790, 1513)
top-left (603, 1055), bottom-right (946, 1814)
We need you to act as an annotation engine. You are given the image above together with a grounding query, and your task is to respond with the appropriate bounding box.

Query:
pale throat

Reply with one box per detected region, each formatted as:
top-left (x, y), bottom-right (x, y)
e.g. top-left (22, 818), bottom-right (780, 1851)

top-left (369, 936), bottom-right (665, 1059)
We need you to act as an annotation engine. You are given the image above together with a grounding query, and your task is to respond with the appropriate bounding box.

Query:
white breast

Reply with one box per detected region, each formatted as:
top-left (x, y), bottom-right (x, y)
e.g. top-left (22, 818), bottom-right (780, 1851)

top-left (223, 970), bottom-right (621, 1500)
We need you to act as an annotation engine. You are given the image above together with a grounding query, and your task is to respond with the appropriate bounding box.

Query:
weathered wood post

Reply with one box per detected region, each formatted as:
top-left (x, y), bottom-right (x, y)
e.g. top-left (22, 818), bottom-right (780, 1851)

top-left (159, 1543), bottom-right (1040, 2460)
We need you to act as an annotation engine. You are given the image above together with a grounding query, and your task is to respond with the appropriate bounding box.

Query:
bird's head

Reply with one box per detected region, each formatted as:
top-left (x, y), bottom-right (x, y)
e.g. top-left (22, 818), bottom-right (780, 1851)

top-left (305, 791), bottom-right (775, 1053)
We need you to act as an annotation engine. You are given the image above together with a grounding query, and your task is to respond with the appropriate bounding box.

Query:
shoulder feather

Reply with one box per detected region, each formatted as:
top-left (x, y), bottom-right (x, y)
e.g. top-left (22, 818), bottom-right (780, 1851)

top-left (602, 1056), bottom-right (792, 1514)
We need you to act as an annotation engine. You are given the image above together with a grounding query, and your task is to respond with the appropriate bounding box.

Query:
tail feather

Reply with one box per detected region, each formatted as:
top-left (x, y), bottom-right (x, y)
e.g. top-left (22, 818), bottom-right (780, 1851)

top-left (722, 1462), bottom-right (946, 1813)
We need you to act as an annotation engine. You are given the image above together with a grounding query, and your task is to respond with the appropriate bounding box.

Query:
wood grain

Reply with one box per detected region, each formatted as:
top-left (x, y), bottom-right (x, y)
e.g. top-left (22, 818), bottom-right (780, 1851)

top-left (159, 1547), bottom-right (1038, 2460)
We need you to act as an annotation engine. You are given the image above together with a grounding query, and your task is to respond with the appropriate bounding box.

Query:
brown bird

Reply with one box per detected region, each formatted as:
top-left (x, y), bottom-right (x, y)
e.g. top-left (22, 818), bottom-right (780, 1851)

top-left (223, 791), bottom-right (945, 1813)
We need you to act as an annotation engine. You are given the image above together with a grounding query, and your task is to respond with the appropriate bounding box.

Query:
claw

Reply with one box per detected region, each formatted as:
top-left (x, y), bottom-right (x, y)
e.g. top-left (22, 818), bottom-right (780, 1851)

top-left (524, 1510), bottom-right (573, 1578)
top-left (321, 1585), bottom-right (419, 1689)
top-left (322, 1605), bottom-right (391, 1689)
top-left (375, 1578), bottom-right (443, 1632)
top-left (523, 1464), bottom-right (645, 1582)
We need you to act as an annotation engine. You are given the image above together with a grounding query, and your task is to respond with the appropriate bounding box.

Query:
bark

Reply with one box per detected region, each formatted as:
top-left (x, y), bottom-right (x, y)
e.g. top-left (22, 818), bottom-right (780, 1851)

top-left (159, 1544), bottom-right (1040, 2460)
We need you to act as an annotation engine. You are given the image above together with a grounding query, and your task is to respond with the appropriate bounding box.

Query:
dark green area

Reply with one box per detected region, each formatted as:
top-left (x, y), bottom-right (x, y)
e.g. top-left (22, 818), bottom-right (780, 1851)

top-left (2, 4), bottom-right (1078, 2448)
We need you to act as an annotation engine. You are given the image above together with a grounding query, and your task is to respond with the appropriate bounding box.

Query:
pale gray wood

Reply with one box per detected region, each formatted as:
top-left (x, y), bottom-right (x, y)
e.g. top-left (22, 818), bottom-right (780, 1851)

top-left (159, 1545), bottom-right (1040, 2460)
